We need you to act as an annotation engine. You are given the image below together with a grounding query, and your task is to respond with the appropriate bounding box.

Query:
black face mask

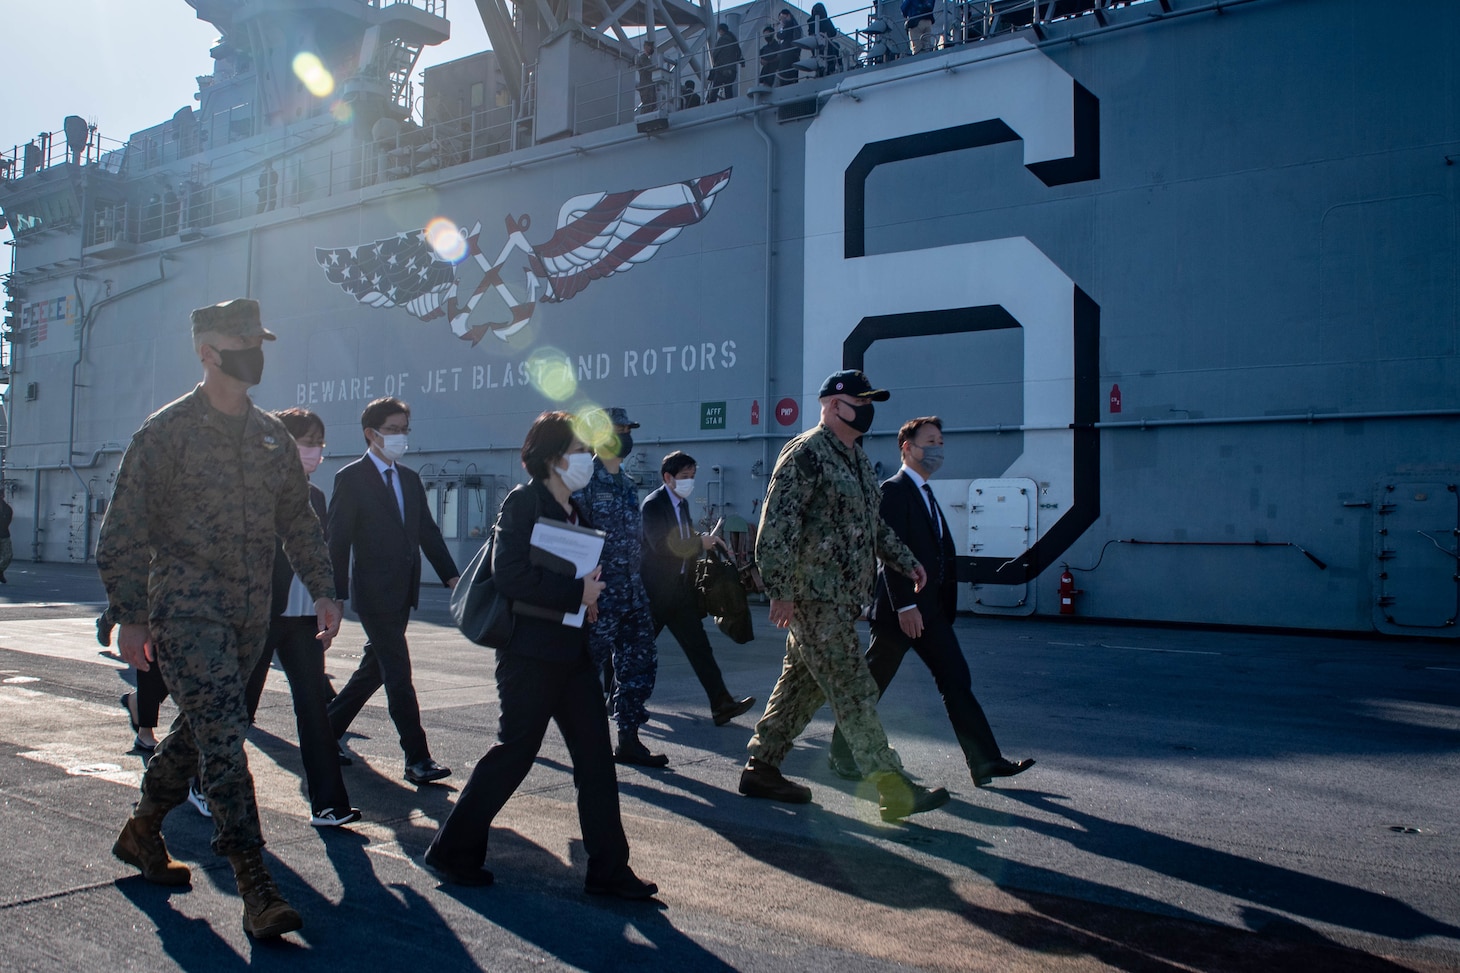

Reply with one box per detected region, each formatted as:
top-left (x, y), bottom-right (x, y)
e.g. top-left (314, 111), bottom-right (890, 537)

top-left (842, 400), bottom-right (875, 434)
top-left (213, 345), bottom-right (265, 386)
top-left (614, 433), bottom-right (634, 458)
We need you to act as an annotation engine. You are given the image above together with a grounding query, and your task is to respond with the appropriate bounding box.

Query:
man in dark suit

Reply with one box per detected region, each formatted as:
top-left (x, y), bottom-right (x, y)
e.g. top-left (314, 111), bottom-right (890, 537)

top-left (326, 397), bottom-right (460, 786)
top-left (828, 416), bottom-right (1034, 787)
top-left (640, 451), bottom-right (755, 726)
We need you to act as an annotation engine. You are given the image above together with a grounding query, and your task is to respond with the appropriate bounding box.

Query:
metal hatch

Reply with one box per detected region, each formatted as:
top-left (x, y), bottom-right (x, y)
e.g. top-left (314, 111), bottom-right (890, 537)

top-left (968, 477), bottom-right (1037, 615)
top-left (1373, 481), bottom-right (1459, 635)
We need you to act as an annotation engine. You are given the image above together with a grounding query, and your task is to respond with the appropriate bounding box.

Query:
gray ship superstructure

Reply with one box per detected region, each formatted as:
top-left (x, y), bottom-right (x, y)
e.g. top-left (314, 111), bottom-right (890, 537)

top-left (2, 0), bottom-right (1457, 636)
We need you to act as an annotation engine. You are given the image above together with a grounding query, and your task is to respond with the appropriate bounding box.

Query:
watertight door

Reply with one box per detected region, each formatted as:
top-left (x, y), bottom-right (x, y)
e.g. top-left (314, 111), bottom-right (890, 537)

top-left (968, 477), bottom-right (1036, 615)
top-left (1373, 481), bottom-right (1459, 635)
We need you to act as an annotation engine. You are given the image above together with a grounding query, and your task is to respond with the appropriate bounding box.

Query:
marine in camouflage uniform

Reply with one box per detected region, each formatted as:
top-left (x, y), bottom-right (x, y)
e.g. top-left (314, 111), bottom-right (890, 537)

top-left (98, 298), bottom-right (340, 938)
top-left (574, 408), bottom-right (667, 767)
top-left (742, 370), bottom-right (950, 821)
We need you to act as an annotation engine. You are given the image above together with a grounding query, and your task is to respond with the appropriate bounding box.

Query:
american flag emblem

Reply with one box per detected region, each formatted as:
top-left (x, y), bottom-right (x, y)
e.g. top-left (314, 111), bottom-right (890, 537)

top-left (315, 168), bottom-right (732, 345)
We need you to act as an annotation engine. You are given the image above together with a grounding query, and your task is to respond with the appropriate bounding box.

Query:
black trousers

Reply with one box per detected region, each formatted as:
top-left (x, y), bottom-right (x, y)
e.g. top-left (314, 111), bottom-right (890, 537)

top-left (650, 578), bottom-right (729, 705)
top-left (829, 615), bottom-right (1001, 774)
top-left (247, 616), bottom-right (352, 813)
top-left (131, 658), bottom-right (170, 727)
top-left (327, 608), bottom-right (431, 765)
top-left (706, 66), bottom-right (736, 102)
top-left (426, 650), bottom-right (630, 881)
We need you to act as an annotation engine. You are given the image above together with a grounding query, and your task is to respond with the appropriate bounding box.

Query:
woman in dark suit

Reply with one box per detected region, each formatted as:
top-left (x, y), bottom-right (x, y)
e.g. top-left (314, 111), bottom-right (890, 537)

top-left (243, 408), bottom-right (359, 827)
top-left (424, 411), bottom-right (658, 899)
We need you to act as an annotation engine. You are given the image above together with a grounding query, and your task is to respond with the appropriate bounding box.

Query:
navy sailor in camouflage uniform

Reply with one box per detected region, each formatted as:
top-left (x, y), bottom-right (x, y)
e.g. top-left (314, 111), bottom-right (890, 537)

top-left (740, 370), bottom-right (951, 822)
top-left (574, 407), bottom-right (669, 768)
top-left (98, 298), bottom-right (343, 939)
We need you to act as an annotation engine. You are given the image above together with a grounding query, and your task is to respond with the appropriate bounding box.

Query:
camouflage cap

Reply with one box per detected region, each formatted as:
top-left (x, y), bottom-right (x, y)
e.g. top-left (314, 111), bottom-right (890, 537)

top-left (190, 298), bottom-right (276, 340)
top-left (608, 407), bottom-right (640, 428)
top-left (818, 369), bottom-right (890, 401)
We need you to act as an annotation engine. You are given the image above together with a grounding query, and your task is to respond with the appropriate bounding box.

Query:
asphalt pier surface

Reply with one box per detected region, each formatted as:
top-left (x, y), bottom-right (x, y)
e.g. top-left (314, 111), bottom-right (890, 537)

top-left (1, 562), bottom-right (1456, 971)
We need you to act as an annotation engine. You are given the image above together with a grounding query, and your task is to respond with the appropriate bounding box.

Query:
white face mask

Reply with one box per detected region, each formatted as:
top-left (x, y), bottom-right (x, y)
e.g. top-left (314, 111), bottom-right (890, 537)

top-left (376, 433), bottom-right (409, 463)
top-left (672, 476), bottom-right (695, 499)
top-left (558, 452), bottom-right (594, 492)
top-left (297, 445), bottom-right (324, 476)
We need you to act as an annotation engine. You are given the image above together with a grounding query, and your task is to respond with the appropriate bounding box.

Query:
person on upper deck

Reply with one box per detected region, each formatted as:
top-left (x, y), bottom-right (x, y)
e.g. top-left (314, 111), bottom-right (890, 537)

top-left (776, 9), bottom-right (803, 84)
top-left (636, 39), bottom-right (661, 112)
top-left (902, 0), bottom-right (937, 54)
top-left (707, 23), bottom-right (743, 102)
top-left (806, 3), bottom-right (839, 75)
top-left (758, 25), bottom-right (782, 87)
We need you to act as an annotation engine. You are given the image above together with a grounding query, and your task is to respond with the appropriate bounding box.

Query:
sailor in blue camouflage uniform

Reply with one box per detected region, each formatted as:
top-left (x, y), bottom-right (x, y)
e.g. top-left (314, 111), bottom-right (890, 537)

top-left (98, 298), bottom-right (342, 939)
top-left (740, 369), bottom-right (951, 822)
top-left (574, 407), bottom-right (669, 768)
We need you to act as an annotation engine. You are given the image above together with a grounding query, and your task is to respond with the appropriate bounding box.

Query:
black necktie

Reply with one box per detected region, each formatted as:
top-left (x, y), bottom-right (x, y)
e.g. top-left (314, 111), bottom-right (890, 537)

top-left (923, 483), bottom-right (942, 539)
top-left (383, 467), bottom-right (402, 520)
top-left (676, 500), bottom-right (691, 573)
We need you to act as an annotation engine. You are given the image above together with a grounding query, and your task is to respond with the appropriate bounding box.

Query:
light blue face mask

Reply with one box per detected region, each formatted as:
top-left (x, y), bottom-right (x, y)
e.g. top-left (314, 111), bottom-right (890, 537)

top-left (917, 444), bottom-right (945, 475)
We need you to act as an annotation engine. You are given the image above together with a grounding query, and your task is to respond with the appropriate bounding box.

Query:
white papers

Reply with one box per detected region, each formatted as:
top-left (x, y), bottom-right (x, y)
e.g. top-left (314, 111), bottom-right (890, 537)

top-left (529, 518), bottom-right (604, 578)
top-left (528, 518), bottom-right (605, 627)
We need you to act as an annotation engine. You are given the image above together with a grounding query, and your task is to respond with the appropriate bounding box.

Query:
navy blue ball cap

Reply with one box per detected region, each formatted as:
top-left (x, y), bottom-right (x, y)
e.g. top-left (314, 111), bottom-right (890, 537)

top-left (818, 369), bottom-right (889, 401)
top-left (608, 407), bottom-right (640, 428)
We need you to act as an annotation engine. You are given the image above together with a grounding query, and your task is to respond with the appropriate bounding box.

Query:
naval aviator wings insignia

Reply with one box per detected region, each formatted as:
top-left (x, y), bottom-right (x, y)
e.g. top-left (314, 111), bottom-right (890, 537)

top-left (314, 168), bottom-right (732, 346)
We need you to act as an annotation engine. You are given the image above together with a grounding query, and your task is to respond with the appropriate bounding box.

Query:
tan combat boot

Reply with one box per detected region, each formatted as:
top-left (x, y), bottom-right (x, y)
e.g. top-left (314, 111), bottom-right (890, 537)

top-left (227, 849), bottom-right (303, 939)
top-left (112, 797), bottom-right (191, 886)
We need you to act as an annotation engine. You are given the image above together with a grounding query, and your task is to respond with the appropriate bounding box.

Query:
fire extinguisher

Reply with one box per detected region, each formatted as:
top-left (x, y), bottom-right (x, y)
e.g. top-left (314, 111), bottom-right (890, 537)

top-left (1058, 565), bottom-right (1080, 615)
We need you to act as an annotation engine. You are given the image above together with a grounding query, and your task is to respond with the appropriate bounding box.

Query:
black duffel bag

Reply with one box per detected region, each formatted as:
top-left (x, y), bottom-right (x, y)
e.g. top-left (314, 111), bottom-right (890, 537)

top-left (695, 548), bottom-right (754, 644)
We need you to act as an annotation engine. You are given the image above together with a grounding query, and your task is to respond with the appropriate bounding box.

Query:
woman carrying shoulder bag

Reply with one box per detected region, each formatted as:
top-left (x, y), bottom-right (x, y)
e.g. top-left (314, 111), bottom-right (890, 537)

top-left (424, 411), bottom-right (658, 900)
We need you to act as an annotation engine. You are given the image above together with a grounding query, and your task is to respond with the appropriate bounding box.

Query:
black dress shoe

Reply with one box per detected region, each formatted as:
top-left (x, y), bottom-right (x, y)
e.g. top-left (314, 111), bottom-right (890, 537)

top-left (711, 695), bottom-right (756, 726)
top-left (585, 865), bottom-right (658, 900)
top-left (120, 692), bottom-right (140, 733)
top-left (826, 750), bottom-right (862, 781)
top-left (614, 731), bottom-right (669, 768)
top-left (877, 773), bottom-right (950, 822)
top-left (404, 759), bottom-right (451, 785)
top-left (973, 757), bottom-right (1035, 787)
top-left (739, 757), bottom-right (812, 803)
top-left (423, 848), bottom-right (494, 887)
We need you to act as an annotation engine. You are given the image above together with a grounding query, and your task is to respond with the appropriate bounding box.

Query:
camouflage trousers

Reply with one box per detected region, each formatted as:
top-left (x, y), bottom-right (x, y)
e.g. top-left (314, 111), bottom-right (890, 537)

top-left (588, 591), bottom-right (658, 732)
top-left (0, 537), bottom-right (12, 577)
top-left (140, 617), bottom-right (269, 855)
top-left (747, 601), bottom-right (903, 776)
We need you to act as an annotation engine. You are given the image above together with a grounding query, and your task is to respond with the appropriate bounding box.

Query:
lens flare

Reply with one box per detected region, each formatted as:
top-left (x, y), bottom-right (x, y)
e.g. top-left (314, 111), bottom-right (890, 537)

top-left (292, 52), bottom-right (335, 98)
top-left (574, 405), bottom-right (613, 451)
top-left (330, 100), bottom-right (353, 124)
top-left (527, 349), bottom-right (577, 401)
top-left (425, 217), bottom-right (469, 264)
